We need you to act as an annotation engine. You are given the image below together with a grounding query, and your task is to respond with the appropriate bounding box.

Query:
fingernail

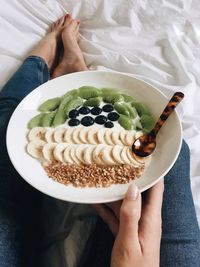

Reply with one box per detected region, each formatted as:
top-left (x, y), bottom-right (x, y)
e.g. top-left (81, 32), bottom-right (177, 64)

top-left (126, 183), bottom-right (139, 201)
top-left (66, 13), bottom-right (70, 18)
top-left (77, 20), bottom-right (80, 24)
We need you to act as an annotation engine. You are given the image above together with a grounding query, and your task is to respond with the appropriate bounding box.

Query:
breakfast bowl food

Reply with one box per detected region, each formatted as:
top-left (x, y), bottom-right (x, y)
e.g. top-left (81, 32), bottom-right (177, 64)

top-left (6, 71), bottom-right (182, 203)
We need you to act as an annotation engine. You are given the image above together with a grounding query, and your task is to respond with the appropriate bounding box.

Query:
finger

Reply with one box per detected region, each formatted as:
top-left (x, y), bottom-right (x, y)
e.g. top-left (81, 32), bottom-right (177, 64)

top-left (139, 179), bottom-right (164, 244)
top-left (92, 204), bottom-right (119, 236)
top-left (117, 183), bottom-right (141, 247)
top-left (143, 178), bottom-right (164, 217)
top-left (106, 200), bottom-right (122, 219)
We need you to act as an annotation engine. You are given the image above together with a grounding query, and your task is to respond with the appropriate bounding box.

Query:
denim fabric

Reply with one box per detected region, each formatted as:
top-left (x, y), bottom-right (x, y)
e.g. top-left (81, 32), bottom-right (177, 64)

top-left (0, 56), bottom-right (199, 267)
top-left (0, 56), bottom-right (49, 267)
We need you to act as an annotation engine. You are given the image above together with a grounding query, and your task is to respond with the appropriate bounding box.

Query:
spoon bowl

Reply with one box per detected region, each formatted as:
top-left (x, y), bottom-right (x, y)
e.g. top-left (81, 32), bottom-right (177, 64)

top-left (132, 92), bottom-right (184, 157)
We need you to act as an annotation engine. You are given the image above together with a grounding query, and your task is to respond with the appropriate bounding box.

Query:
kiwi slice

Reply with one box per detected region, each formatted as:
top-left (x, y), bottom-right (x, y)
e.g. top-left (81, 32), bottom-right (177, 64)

top-left (121, 94), bottom-right (135, 102)
top-left (63, 89), bottom-right (78, 98)
top-left (83, 97), bottom-right (102, 107)
top-left (123, 104), bottom-right (138, 118)
top-left (114, 103), bottom-right (129, 116)
top-left (65, 97), bottom-right (83, 116)
top-left (38, 97), bottom-right (61, 112)
top-left (28, 113), bottom-right (45, 129)
top-left (131, 101), bottom-right (150, 116)
top-left (118, 114), bottom-right (134, 130)
top-left (140, 114), bottom-right (155, 132)
top-left (78, 86), bottom-right (100, 99)
top-left (52, 95), bottom-right (74, 126)
top-left (102, 92), bottom-right (123, 104)
top-left (40, 110), bottom-right (57, 127)
top-left (101, 88), bottom-right (120, 94)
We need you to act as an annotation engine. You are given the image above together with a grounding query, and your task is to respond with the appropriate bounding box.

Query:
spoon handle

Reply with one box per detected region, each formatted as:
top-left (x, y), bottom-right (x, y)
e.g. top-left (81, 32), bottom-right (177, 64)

top-left (149, 92), bottom-right (184, 138)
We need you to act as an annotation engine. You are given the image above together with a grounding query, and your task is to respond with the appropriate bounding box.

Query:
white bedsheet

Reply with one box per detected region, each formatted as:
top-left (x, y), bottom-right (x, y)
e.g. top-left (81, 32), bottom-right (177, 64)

top-left (0, 0), bottom-right (199, 265)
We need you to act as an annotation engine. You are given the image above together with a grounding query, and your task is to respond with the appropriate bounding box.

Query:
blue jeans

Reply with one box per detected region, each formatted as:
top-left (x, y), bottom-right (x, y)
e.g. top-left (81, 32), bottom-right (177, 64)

top-left (0, 56), bottom-right (199, 267)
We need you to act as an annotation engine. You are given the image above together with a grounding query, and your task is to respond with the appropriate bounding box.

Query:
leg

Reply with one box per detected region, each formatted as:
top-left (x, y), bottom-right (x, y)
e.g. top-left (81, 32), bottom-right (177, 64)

top-left (0, 16), bottom-right (73, 267)
top-left (160, 140), bottom-right (200, 267)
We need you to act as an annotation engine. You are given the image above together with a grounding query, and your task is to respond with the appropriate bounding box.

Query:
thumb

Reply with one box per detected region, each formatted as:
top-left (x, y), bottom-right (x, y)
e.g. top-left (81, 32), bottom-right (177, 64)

top-left (118, 183), bottom-right (141, 247)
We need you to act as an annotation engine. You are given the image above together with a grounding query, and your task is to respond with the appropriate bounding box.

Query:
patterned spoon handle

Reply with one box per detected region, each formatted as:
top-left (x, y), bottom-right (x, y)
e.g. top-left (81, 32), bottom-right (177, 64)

top-left (149, 92), bottom-right (184, 139)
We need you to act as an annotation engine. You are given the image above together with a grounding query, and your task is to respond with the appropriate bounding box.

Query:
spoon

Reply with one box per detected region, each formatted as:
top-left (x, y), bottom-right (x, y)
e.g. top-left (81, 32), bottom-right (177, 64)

top-left (132, 92), bottom-right (184, 157)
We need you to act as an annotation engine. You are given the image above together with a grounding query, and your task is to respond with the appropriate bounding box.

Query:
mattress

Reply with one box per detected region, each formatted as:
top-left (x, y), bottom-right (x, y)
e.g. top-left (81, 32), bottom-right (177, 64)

top-left (0, 0), bottom-right (199, 266)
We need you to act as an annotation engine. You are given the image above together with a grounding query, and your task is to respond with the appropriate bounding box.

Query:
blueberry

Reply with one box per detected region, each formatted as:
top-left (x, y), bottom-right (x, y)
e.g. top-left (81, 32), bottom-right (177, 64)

top-left (91, 107), bottom-right (102, 115)
top-left (79, 106), bottom-right (90, 115)
top-left (104, 121), bottom-right (114, 128)
top-left (102, 104), bottom-right (114, 113)
top-left (81, 116), bottom-right (94, 126)
top-left (69, 109), bottom-right (79, 118)
top-left (95, 115), bottom-right (107, 125)
top-left (107, 112), bottom-right (119, 121)
top-left (68, 118), bottom-right (80, 126)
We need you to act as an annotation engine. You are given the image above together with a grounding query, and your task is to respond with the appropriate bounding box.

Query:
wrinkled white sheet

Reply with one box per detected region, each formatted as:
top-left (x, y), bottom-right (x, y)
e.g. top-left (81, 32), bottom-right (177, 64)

top-left (0, 0), bottom-right (199, 266)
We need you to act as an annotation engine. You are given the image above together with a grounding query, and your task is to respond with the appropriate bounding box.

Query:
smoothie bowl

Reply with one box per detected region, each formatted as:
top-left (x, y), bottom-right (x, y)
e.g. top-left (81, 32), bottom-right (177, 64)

top-left (6, 71), bottom-right (182, 203)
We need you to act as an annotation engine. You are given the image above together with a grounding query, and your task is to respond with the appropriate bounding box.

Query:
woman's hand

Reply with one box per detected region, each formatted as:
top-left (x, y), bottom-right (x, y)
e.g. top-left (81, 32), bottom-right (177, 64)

top-left (93, 179), bottom-right (164, 267)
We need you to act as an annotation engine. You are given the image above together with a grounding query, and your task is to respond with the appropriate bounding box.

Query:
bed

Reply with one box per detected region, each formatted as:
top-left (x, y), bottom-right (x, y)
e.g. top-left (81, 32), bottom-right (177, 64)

top-left (0, 0), bottom-right (199, 266)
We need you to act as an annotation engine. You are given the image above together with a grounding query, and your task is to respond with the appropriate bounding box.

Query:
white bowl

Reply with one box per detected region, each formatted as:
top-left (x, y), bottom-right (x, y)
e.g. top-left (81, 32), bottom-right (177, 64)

top-left (6, 71), bottom-right (182, 203)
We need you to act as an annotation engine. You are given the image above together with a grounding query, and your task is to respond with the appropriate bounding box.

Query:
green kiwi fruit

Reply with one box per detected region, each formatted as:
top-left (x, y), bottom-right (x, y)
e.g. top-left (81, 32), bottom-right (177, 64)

top-left (52, 95), bottom-right (74, 126)
top-left (121, 94), bottom-right (135, 102)
top-left (102, 92), bottom-right (123, 104)
top-left (40, 110), bottom-right (57, 127)
top-left (27, 113), bottom-right (45, 129)
top-left (65, 97), bottom-right (84, 115)
top-left (78, 86), bottom-right (100, 99)
top-left (140, 114), bottom-right (155, 132)
top-left (131, 101), bottom-right (150, 116)
top-left (123, 104), bottom-right (138, 118)
top-left (63, 89), bottom-right (78, 98)
top-left (83, 97), bottom-right (102, 107)
top-left (118, 114), bottom-right (134, 130)
top-left (38, 97), bottom-right (61, 112)
top-left (114, 103), bottom-right (129, 116)
top-left (101, 88), bottom-right (120, 94)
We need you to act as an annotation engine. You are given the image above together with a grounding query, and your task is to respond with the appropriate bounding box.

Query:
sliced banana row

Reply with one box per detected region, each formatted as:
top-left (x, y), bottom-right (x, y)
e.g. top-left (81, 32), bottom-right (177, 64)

top-left (28, 126), bottom-right (143, 147)
top-left (27, 141), bottom-right (148, 167)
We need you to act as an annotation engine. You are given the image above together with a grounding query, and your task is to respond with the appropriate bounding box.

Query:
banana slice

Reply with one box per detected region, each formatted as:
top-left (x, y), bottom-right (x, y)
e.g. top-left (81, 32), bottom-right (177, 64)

top-left (119, 130), bottom-right (127, 145)
top-left (27, 140), bottom-right (46, 159)
top-left (63, 145), bottom-right (74, 164)
top-left (42, 143), bottom-right (57, 162)
top-left (54, 128), bottom-right (66, 143)
top-left (72, 127), bottom-right (83, 144)
top-left (70, 145), bottom-right (81, 164)
top-left (92, 144), bottom-right (105, 165)
top-left (83, 145), bottom-right (94, 164)
top-left (64, 128), bottom-right (74, 143)
top-left (97, 128), bottom-right (107, 144)
top-left (87, 127), bottom-right (99, 145)
top-left (111, 130), bottom-right (123, 145)
top-left (121, 146), bottom-right (131, 164)
top-left (125, 130), bottom-right (137, 146)
top-left (79, 127), bottom-right (89, 144)
top-left (105, 129), bottom-right (115, 145)
top-left (102, 146), bottom-right (117, 165)
top-left (75, 144), bottom-right (88, 164)
top-left (112, 145), bottom-right (124, 164)
top-left (53, 143), bottom-right (68, 162)
top-left (126, 148), bottom-right (141, 167)
top-left (28, 127), bottom-right (46, 141)
top-left (45, 129), bottom-right (55, 143)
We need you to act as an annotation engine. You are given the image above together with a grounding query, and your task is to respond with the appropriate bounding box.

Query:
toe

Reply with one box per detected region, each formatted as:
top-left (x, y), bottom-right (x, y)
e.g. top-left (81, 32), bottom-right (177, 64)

top-left (58, 15), bottom-right (65, 27)
top-left (64, 13), bottom-right (72, 26)
top-left (68, 19), bottom-right (80, 32)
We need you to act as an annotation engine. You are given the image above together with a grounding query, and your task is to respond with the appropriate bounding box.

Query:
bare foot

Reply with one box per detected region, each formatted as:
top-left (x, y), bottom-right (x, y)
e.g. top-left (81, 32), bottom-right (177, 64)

top-left (52, 15), bottom-right (88, 78)
top-left (29, 15), bottom-right (67, 70)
